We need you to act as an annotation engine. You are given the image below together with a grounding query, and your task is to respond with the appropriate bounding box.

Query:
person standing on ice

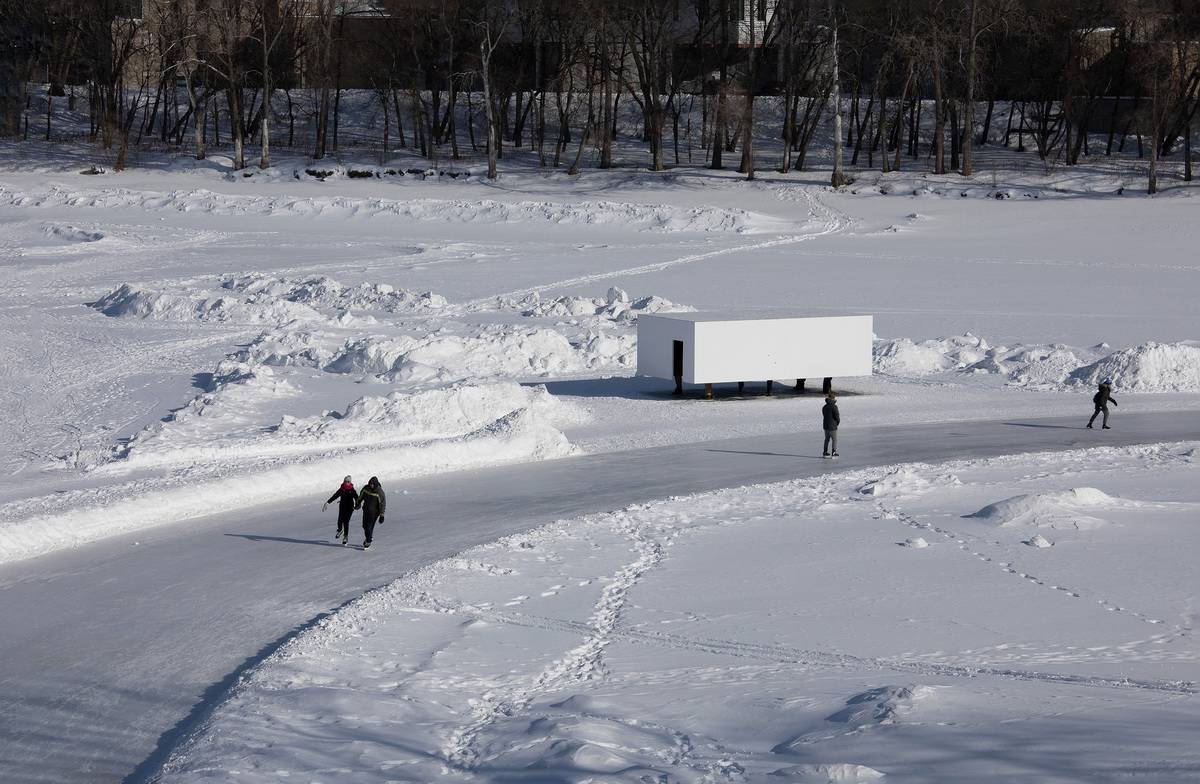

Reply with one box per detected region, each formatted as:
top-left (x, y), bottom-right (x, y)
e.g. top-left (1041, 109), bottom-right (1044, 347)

top-left (323, 476), bottom-right (358, 545)
top-left (1087, 380), bottom-right (1118, 429)
top-left (356, 476), bottom-right (386, 550)
top-left (822, 392), bottom-right (841, 458)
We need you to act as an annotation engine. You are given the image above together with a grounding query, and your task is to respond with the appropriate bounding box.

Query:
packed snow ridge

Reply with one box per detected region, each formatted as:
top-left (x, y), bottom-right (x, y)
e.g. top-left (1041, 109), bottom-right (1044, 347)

top-left (0, 182), bottom-right (788, 233)
top-left (873, 333), bottom-right (1200, 392)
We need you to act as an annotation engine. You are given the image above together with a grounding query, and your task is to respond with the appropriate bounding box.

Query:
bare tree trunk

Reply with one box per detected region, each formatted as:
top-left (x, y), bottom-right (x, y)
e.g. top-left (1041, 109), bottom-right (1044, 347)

top-left (932, 55), bottom-right (946, 174)
top-left (961, 0), bottom-right (978, 176)
top-left (194, 92), bottom-right (208, 160)
top-left (1148, 89), bottom-right (1159, 195)
top-left (481, 37), bottom-right (499, 179)
top-left (830, 1), bottom-right (846, 187)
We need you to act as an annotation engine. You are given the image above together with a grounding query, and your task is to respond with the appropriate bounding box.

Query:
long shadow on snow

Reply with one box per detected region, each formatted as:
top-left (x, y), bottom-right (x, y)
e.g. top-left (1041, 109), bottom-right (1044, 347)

top-left (1002, 422), bottom-right (1086, 430)
top-left (121, 593), bottom-right (368, 784)
top-left (225, 533), bottom-right (347, 548)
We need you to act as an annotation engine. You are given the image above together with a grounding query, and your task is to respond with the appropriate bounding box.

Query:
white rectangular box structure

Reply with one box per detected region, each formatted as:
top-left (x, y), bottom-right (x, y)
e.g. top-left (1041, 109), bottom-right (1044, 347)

top-left (637, 312), bottom-right (873, 386)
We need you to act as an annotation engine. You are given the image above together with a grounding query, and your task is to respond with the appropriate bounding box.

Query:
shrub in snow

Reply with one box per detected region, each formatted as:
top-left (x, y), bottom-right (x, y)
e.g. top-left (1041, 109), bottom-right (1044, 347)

top-left (1068, 342), bottom-right (1200, 393)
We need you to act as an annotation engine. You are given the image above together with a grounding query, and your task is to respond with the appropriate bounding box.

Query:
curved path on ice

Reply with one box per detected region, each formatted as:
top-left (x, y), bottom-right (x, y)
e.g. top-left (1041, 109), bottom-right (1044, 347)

top-left (1, 412), bottom-right (1198, 783)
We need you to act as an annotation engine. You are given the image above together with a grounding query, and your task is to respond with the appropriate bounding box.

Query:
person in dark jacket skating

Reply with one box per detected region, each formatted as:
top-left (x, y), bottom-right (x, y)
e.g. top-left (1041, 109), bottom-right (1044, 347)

top-left (1087, 380), bottom-right (1117, 429)
top-left (822, 392), bottom-right (841, 458)
top-left (324, 475), bottom-right (358, 544)
top-left (356, 476), bottom-right (386, 550)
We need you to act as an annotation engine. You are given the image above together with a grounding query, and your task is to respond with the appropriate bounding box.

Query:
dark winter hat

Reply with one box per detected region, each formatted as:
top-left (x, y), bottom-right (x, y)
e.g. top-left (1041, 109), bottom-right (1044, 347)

top-left (368, 476), bottom-right (380, 486)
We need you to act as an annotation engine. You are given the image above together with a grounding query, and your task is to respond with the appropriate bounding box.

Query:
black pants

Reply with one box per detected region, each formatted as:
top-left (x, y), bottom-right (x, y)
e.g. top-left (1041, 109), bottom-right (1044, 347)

top-left (337, 514), bottom-right (352, 539)
top-left (362, 511), bottom-right (379, 545)
top-left (1088, 405), bottom-right (1110, 427)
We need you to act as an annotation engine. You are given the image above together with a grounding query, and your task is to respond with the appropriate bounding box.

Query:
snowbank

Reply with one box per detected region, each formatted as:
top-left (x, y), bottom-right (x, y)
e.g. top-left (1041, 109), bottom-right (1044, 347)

top-left (93, 282), bottom-right (322, 324)
top-left (221, 273), bottom-right (448, 313)
top-left (873, 334), bottom-right (991, 376)
top-left (501, 287), bottom-right (695, 323)
top-left (0, 407), bottom-right (575, 565)
top-left (874, 335), bottom-right (1199, 392)
top-left (114, 375), bottom-right (585, 471)
top-left (93, 274), bottom-right (446, 325)
top-left (0, 183), bottom-right (786, 233)
top-left (1068, 342), bottom-right (1200, 392)
top-left (325, 327), bottom-right (635, 383)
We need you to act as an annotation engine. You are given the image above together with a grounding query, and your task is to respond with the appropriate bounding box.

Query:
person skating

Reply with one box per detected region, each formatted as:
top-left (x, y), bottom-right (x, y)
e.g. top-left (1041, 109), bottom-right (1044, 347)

top-left (1087, 380), bottom-right (1118, 429)
top-left (822, 392), bottom-right (841, 458)
top-left (356, 476), bottom-right (386, 550)
top-left (323, 476), bottom-right (358, 545)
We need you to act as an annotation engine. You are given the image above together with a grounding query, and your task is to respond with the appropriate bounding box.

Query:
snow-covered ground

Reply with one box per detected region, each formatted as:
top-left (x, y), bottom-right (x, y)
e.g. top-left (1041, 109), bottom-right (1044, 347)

top-left (161, 443), bottom-right (1200, 783)
top-left (1, 140), bottom-right (1198, 782)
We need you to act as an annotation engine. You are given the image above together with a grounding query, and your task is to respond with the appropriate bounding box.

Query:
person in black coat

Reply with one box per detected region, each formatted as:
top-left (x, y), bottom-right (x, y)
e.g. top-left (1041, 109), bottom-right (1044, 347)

top-left (822, 392), bottom-right (841, 458)
top-left (356, 476), bottom-right (386, 550)
top-left (324, 475), bottom-right (358, 544)
top-left (1087, 381), bottom-right (1118, 429)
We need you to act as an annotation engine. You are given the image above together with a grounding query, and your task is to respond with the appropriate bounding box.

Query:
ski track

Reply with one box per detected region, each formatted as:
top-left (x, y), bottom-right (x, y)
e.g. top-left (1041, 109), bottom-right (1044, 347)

top-left (462, 187), bottom-right (849, 307)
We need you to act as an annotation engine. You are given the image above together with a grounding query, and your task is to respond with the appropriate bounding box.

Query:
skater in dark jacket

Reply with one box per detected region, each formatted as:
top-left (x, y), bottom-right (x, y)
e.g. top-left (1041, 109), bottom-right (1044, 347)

top-left (822, 392), bottom-right (841, 458)
top-left (324, 476), bottom-right (358, 544)
top-left (1087, 381), bottom-right (1118, 429)
top-left (356, 476), bottom-right (386, 550)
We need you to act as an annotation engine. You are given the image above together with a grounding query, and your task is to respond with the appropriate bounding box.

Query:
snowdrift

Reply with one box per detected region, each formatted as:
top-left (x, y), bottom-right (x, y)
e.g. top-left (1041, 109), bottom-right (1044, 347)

top-left (966, 487), bottom-right (1123, 530)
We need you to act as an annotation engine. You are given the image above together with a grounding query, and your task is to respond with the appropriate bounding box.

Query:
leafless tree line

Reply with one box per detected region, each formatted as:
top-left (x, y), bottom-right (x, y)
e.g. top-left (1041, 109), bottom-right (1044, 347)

top-left (2, 0), bottom-right (1198, 191)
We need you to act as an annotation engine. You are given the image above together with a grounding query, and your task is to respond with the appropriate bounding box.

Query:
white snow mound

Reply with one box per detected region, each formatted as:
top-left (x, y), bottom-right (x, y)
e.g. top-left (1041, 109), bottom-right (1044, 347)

top-left (967, 487), bottom-right (1122, 530)
top-left (93, 282), bottom-right (322, 324)
top-left (858, 468), bottom-right (934, 498)
top-left (770, 763), bottom-right (886, 782)
top-left (1068, 342), bottom-right (1200, 392)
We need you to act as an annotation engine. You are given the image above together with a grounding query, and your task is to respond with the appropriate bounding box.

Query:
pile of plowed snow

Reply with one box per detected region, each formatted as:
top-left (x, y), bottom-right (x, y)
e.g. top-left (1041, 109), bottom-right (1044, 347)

top-left (874, 334), bottom-right (1199, 392)
top-left (873, 334), bottom-right (992, 376)
top-left (1, 183), bottom-right (784, 233)
top-left (966, 487), bottom-right (1122, 530)
top-left (110, 381), bottom-right (582, 471)
top-left (1068, 342), bottom-right (1200, 392)
top-left (221, 273), bottom-right (447, 313)
top-left (93, 275), bottom-right (445, 324)
top-left (325, 327), bottom-right (635, 383)
top-left (500, 286), bottom-right (694, 323)
top-left (279, 382), bottom-right (586, 444)
top-left (93, 282), bottom-right (323, 324)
